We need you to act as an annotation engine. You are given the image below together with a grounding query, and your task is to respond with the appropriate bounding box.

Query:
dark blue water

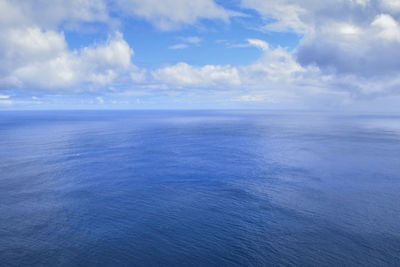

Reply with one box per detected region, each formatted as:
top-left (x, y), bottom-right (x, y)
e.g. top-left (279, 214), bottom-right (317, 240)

top-left (1, 111), bottom-right (400, 266)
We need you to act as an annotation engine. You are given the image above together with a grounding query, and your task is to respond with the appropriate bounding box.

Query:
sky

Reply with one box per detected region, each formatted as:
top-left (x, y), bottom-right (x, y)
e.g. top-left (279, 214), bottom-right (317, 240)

top-left (1, 0), bottom-right (400, 111)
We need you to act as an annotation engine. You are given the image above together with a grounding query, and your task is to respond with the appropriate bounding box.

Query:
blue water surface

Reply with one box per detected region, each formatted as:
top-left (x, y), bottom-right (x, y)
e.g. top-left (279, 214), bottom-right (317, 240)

top-left (0, 110), bottom-right (400, 266)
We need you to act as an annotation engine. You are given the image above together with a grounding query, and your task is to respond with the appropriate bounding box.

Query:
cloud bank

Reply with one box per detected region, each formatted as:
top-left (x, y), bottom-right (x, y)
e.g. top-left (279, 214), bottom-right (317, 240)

top-left (1, 0), bottom-right (400, 110)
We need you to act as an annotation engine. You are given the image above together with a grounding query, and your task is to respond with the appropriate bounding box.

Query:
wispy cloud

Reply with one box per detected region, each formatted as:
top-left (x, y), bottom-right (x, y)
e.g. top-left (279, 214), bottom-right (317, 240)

top-left (114, 0), bottom-right (235, 30)
top-left (180, 36), bottom-right (201, 44)
top-left (168, 43), bottom-right (189, 50)
top-left (169, 36), bottom-right (202, 49)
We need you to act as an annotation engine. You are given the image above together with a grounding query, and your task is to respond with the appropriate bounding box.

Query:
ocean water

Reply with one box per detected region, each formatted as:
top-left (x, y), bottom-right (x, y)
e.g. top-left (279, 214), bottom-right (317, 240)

top-left (1, 110), bottom-right (400, 266)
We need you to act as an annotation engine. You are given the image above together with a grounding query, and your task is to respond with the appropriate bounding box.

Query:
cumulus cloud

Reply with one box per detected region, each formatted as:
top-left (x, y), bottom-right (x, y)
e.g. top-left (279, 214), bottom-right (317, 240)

top-left (2, 0), bottom-right (400, 109)
top-left (0, 0), bottom-right (143, 91)
top-left (241, 42), bottom-right (307, 85)
top-left (150, 39), bottom-right (339, 106)
top-left (152, 62), bottom-right (241, 88)
top-left (155, 39), bottom-right (308, 89)
top-left (155, 38), bottom-right (307, 92)
top-left (296, 11), bottom-right (400, 76)
top-left (241, 0), bottom-right (400, 96)
top-left (371, 14), bottom-right (400, 42)
top-left (0, 29), bottom-right (137, 90)
top-left (0, 0), bottom-right (237, 93)
top-left (149, 36), bottom-right (370, 107)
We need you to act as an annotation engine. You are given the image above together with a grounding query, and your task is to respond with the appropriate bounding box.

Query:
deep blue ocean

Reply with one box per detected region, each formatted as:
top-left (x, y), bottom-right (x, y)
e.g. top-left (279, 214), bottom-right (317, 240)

top-left (1, 110), bottom-right (400, 266)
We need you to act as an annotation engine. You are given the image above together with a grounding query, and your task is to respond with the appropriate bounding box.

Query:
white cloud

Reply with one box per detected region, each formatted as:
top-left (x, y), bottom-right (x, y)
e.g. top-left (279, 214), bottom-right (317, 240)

top-left (241, 0), bottom-right (309, 33)
top-left (0, 0), bottom-right (111, 30)
top-left (2, 0), bottom-right (400, 109)
top-left (0, 1), bottom-right (144, 92)
top-left (296, 12), bottom-right (400, 78)
top-left (81, 32), bottom-right (134, 72)
top-left (241, 44), bottom-right (305, 85)
top-left (371, 14), bottom-right (400, 42)
top-left (181, 36), bottom-right (202, 44)
top-left (380, 0), bottom-right (400, 13)
top-left (0, 28), bottom-right (138, 90)
top-left (239, 0), bottom-right (400, 97)
top-left (152, 40), bottom-right (318, 99)
top-left (151, 36), bottom-right (394, 107)
top-left (168, 36), bottom-right (202, 50)
top-left (169, 43), bottom-right (189, 50)
top-left (247, 39), bottom-right (269, 50)
top-left (152, 62), bottom-right (241, 88)
top-left (169, 36), bottom-right (202, 49)
top-left (115, 0), bottom-right (234, 30)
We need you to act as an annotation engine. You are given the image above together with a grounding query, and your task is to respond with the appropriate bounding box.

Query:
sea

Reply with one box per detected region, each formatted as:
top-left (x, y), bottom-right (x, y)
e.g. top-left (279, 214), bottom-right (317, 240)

top-left (0, 110), bottom-right (399, 266)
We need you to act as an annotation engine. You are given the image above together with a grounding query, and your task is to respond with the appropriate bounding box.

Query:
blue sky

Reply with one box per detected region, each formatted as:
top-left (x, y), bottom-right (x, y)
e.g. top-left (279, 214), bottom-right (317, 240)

top-left (1, 0), bottom-right (400, 111)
